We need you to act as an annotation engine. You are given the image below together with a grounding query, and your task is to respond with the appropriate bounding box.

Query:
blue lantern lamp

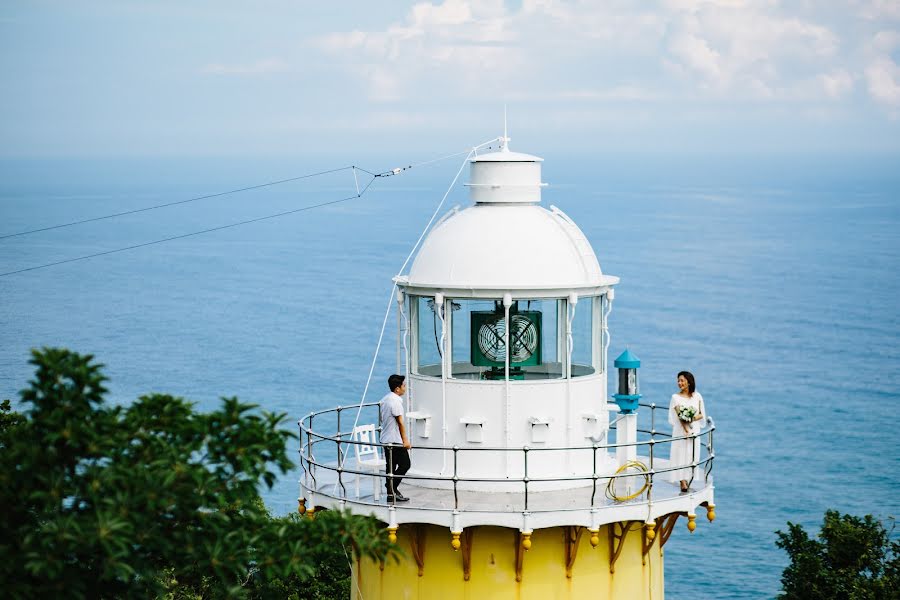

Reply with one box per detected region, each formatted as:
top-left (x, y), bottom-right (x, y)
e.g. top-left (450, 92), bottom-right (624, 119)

top-left (613, 349), bottom-right (641, 414)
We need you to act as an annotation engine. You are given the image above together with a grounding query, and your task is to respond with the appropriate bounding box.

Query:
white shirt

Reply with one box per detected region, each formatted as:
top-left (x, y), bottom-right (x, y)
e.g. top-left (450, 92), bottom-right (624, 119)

top-left (379, 391), bottom-right (404, 445)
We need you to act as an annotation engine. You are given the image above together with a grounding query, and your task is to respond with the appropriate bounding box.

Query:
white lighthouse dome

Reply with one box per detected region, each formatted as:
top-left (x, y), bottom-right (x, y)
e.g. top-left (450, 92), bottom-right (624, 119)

top-left (407, 147), bottom-right (605, 290)
top-left (407, 204), bottom-right (603, 289)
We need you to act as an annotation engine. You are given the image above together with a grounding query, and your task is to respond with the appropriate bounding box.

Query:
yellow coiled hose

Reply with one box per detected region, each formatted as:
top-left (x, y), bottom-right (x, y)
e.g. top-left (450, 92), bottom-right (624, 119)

top-left (605, 460), bottom-right (650, 502)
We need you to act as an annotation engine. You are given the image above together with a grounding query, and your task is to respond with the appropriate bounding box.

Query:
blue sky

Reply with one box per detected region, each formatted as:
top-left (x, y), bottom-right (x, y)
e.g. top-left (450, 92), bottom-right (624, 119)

top-left (2, 0), bottom-right (900, 158)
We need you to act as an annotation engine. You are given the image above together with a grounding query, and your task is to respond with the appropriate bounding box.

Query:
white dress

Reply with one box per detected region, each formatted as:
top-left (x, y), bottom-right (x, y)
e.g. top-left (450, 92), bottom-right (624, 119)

top-left (667, 392), bottom-right (706, 483)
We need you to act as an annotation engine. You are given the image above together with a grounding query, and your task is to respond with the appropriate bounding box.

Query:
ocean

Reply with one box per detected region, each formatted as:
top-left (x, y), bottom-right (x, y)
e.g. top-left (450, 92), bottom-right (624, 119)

top-left (1, 152), bottom-right (898, 599)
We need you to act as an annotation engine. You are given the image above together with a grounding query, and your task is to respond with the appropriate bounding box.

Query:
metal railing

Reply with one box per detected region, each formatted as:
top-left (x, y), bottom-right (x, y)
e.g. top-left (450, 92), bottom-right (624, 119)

top-left (298, 401), bottom-right (715, 514)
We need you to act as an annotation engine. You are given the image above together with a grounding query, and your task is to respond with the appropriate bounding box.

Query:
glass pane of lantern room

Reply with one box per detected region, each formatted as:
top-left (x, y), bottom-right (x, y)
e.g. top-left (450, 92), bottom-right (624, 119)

top-left (571, 296), bottom-right (595, 377)
top-left (518, 298), bottom-right (561, 380)
top-left (450, 299), bottom-right (497, 380)
top-left (415, 296), bottom-right (442, 377)
top-left (450, 298), bottom-right (562, 380)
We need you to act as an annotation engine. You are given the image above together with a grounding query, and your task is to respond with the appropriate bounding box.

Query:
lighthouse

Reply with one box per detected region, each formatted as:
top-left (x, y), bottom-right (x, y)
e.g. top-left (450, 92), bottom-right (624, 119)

top-left (299, 137), bottom-right (716, 598)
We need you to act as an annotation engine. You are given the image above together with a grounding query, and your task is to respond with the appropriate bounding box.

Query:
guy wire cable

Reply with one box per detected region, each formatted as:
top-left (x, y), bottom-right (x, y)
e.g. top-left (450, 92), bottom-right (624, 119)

top-left (0, 143), bottom-right (498, 278)
top-left (0, 144), bottom-right (502, 242)
top-left (0, 166), bottom-right (356, 241)
top-left (0, 179), bottom-right (375, 278)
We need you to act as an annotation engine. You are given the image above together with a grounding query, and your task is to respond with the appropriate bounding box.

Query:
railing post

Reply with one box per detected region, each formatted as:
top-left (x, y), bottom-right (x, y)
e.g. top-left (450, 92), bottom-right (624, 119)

top-left (387, 445), bottom-right (395, 502)
top-left (523, 446), bottom-right (529, 511)
top-left (298, 418), bottom-right (307, 490)
top-left (689, 428), bottom-right (697, 488)
top-left (307, 414), bottom-right (317, 490)
top-left (335, 406), bottom-right (344, 499)
top-left (336, 405), bottom-right (343, 466)
top-left (591, 442), bottom-right (599, 508)
top-left (336, 434), bottom-right (345, 499)
top-left (452, 446), bottom-right (459, 510)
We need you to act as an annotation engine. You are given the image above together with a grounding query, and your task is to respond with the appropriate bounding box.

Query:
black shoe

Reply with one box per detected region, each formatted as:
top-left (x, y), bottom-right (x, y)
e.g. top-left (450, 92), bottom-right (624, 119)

top-left (395, 491), bottom-right (408, 501)
top-left (386, 495), bottom-right (409, 503)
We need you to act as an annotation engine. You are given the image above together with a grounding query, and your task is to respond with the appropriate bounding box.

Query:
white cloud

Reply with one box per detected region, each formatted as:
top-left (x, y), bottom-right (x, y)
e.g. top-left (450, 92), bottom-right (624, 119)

top-left (820, 69), bottom-right (854, 97)
top-left (856, 0), bottom-right (900, 21)
top-left (661, 0), bottom-right (757, 11)
top-left (557, 86), bottom-right (660, 101)
top-left (871, 29), bottom-right (900, 53)
top-left (505, 85), bottom-right (661, 102)
top-left (863, 29), bottom-right (900, 110)
top-left (409, 0), bottom-right (472, 27)
top-left (866, 57), bottom-right (900, 106)
top-left (202, 58), bottom-right (289, 76)
top-left (313, 1), bottom-right (521, 101)
top-left (667, 31), bottom-right (723, 83)
top-left (319, 30), bottom-right (369, 52)
top-left (662, 5), bottom-right (839, 98)
top-left (313, 0), bottom-right (897, 117)
top-left (521, 0), bottom-right (572, 20)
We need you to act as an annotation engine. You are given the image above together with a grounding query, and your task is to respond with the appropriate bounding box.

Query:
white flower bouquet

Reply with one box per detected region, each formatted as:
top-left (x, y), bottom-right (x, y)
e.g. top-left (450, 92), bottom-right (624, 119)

top-left (676, 405), bottom-right (696, 423)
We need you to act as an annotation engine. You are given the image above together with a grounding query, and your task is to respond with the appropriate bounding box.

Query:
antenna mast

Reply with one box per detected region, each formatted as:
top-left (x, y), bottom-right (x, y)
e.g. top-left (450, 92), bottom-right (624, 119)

top-left (501, 105), bottom-right (510, 151)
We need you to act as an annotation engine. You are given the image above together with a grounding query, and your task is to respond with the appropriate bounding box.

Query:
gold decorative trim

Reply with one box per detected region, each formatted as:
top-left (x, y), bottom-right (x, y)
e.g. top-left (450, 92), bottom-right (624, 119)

top-left (515, 531), bottom-right (530, 582)
top-left (462, 528), bottom-right (475, 581)
top-left (409, 524), bottom-right (426, 576)
top-left (657, 514), bottom-right (680, 550)
top-left (564, 526), bottom-right (585, 578)
top-left (451, 531), bottom-right (461, 551)
top-left (608, 521), bottom-right (635, 573)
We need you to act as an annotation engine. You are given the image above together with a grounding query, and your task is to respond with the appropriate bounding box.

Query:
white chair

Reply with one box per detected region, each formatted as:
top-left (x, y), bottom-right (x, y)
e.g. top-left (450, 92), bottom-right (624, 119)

top-left (351, 424), bottom-right (384, 500)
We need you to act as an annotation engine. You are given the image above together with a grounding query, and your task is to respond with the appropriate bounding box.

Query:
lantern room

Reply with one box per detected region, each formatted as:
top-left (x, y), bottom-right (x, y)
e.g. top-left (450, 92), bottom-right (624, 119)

top-left (392, 144), bottom-right (620, 489)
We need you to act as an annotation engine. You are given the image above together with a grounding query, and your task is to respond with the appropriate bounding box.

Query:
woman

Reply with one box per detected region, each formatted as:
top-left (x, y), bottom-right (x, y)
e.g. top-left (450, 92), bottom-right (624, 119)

top-left (668, 371), bottom-right (706, 493)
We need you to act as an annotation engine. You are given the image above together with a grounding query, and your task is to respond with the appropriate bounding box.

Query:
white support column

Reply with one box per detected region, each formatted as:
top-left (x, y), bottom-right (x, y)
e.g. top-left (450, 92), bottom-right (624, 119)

top-left (565, 294), bottom-right (577, 453)
top-left (617, 413), bottom-right (638, 496)
top-left (409, 298), bottom-right (420, 375)
top-left (436, 293), bottom-right (448, 475)
top-left (602, 291), bottom-right (614, 374)
top-left (592, 295), bottom-right (602, 374)
top-left (503, 293), bottom-right (513, 452)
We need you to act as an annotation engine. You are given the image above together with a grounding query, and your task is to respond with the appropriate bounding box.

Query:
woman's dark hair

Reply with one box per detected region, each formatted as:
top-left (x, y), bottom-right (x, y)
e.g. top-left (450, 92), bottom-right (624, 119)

top-left (388, 374), bottom-right (406, 392)
top-left (678, 371), bottom-right (696, 395)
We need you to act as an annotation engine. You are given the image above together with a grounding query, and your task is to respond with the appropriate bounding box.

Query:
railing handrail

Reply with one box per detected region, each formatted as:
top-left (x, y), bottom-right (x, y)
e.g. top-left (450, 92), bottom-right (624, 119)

top-left (300, 451), bottom-right (714, 483)
top-left (298, 399), bottom-right (715, 511)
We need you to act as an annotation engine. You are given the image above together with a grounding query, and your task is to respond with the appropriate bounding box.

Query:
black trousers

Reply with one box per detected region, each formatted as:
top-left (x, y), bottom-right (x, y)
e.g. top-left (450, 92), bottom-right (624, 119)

top-left (385, 445), bottom-right (411, 495)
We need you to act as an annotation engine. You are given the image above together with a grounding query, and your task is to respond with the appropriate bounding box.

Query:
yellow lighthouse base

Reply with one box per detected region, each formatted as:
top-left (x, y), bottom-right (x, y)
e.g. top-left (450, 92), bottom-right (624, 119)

top-left (352, 523), bottom-right (664, 599)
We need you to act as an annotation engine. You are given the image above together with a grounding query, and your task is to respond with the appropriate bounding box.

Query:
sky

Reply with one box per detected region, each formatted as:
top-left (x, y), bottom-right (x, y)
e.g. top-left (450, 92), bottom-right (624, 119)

top-left (2, 0), bottom-right (900, 159)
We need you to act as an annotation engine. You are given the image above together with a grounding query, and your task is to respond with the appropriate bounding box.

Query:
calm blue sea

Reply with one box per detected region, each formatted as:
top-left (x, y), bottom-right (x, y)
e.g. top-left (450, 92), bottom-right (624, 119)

top-left (1, 152), bottom-right (898, 599)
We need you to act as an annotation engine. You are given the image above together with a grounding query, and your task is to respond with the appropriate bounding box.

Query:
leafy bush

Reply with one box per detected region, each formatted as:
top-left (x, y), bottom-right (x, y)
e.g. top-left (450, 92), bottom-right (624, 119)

top-left (0, 348), bottom-right (393, 599)
top-left (776, 510), bottom-right (900, 600)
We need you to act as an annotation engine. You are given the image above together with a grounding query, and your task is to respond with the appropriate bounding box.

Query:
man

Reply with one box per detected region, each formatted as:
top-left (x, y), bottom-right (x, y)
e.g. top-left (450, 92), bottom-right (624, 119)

top-left (380, 374), bottom-right (411, 503)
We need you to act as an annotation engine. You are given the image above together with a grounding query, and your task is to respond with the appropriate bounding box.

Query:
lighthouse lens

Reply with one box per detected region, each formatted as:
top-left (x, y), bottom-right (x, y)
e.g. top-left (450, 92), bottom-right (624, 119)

top-left (476, 314), bottom-right (538, 362)
top-left (470, 309), bottom-right (542, 369)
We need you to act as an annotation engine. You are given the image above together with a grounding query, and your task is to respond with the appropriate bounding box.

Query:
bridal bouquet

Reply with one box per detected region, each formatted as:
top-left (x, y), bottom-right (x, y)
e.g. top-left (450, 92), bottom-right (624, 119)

top-left (676, 405), bottom-right (696, 423)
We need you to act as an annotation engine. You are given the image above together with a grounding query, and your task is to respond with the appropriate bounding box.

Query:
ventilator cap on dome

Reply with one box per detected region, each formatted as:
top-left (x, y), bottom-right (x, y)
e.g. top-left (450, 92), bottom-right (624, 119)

top-left (465, 138), bottom-right (546, 204)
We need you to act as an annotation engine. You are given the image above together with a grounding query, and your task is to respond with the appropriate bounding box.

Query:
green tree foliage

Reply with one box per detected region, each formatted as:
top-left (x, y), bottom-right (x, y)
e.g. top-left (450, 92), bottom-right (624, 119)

top-left (0, 348), bottom-right (394, 599)
top-left (776, 510), bottom-right (900, 600)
